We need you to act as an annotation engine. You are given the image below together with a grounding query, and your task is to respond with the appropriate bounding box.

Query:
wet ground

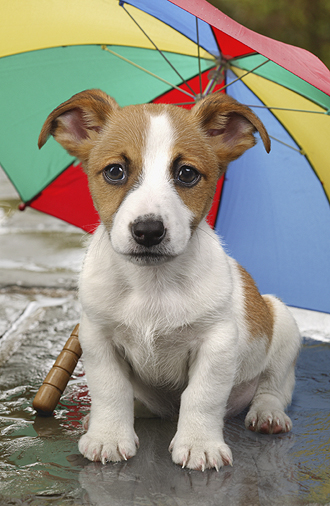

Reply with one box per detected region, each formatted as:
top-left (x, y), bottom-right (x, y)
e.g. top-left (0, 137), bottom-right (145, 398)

top-left (0, 168), bottom-right (330, 506)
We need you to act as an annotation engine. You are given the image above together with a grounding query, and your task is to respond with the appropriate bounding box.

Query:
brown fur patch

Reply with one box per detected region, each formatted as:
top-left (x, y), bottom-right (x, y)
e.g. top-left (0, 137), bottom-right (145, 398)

top-left (86, 105), bottom-right (150, 229)
top-left (238, 265), bottom-right (274, 344)
top-left (165, 105), bottom-right (221, 229)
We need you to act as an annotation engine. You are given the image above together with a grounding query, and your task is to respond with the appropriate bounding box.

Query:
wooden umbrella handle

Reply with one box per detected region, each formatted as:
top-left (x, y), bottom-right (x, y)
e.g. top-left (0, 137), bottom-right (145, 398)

top-left (33, 324), bottom-right (82, 415)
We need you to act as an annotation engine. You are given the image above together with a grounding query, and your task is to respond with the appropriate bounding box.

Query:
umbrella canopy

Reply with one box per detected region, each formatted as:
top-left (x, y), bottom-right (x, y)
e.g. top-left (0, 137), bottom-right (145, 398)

top-left (1, 0), bottom-right (330, 313)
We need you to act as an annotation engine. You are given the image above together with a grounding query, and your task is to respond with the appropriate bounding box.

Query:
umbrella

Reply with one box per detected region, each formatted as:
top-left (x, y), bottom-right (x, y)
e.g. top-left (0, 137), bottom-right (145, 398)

top-left (1, 0), bottom-right (330, 313)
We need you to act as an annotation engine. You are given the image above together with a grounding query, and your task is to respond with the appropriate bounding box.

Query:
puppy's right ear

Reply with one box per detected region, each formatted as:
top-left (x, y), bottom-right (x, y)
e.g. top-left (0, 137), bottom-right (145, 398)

top-left (38, 89), bottom-right (120, 163)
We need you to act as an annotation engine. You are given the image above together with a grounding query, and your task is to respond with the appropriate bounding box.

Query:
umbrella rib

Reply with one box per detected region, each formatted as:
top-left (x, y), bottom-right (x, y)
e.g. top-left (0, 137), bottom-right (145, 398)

top-left (120, 2), bottom-right (197, 97)
top-left (268, 135), bottom-right (305, 154)
top-left (102, 45), bottom-right (195, 99)
top-left (167, 102), bottom-right (196, 106)
top-left (245, 104), bottom-right (329, 115)
top-left (196, 17), bottom-right (203, 96)
top-left (229, 63), bottom-right (330, 114)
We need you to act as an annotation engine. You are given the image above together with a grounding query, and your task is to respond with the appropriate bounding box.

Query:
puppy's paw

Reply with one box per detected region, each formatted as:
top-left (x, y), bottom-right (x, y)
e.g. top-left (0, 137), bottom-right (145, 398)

top-left (78, 429), bottom-right (139, 464)
top-left (245, 408), bottom-right (292, 434)
top-left (169, 433), bottom-right (232, 471)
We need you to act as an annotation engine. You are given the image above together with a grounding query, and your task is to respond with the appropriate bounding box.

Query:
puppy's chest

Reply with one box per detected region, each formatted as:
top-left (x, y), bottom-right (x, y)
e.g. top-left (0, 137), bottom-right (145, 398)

top-left (107, 278), bottom-right (206, 333)
top-left (113, 324), bottom-right (193, 387)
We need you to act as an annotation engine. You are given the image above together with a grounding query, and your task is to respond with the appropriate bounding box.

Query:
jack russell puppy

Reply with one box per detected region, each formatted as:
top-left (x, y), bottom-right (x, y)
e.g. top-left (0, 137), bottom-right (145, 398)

top-left (39, 90), bottom-right (301, 471)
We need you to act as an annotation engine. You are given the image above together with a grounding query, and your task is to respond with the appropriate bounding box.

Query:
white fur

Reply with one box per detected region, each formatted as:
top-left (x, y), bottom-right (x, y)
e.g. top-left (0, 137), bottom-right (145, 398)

top-left (73, 109), bottom-right (301, 470)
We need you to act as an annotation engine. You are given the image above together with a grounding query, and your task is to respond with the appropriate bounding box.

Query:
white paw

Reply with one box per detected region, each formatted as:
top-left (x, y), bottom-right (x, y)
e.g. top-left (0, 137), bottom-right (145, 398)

top-left (78, 429), bottom-right (139, 464)
top-left (169, 432), bottom-right (232, 471)
top-left (245, 408), bottom-right (292, 434)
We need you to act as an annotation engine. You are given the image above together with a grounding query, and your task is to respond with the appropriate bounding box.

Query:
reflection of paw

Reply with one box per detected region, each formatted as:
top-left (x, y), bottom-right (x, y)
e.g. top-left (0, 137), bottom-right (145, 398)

top-left (245, 409), bottom-right (292, 434)
top-left (78, 430), bottom-right (139, 464)
top-left (169, 432), bottom-right (232, 471)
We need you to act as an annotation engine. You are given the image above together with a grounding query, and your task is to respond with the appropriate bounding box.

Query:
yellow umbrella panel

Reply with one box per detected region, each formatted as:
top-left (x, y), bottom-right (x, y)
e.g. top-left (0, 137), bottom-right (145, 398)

top-left (0, 0), bottom-right (211, 59)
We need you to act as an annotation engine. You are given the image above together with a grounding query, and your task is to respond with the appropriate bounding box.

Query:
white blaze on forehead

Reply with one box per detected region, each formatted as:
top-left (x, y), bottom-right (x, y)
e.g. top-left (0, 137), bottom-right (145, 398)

top-left (110, 109), bottom-right (193, 259)
top-left (142, 113), bottom-right (175, 185)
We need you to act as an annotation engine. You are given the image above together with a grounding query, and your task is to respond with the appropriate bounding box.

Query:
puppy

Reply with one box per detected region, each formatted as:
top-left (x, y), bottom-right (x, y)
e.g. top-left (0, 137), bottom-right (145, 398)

top-left (39, 90), bottom-right (301, 471)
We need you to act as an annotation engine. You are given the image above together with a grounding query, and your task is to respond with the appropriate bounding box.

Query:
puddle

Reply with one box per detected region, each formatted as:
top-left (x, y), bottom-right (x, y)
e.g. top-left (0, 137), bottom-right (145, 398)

top-left (0, 291), bottom-right (329, 505)
top-left (0, 292), bottom-right (86, 504)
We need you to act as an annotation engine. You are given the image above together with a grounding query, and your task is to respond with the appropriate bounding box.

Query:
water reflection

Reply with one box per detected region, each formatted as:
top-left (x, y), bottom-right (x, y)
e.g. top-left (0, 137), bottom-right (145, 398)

top-left (0, 290), bottom-right (329, 505)
top-left (77, 417), bottom-right (299, 506)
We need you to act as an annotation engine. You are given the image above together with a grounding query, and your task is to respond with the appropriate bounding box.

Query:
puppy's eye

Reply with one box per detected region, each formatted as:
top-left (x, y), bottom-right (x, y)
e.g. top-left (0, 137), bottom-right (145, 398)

top-left (177, 166), bottom-right (201, 187)
top-left (103, 164), bottom-right (127, 184)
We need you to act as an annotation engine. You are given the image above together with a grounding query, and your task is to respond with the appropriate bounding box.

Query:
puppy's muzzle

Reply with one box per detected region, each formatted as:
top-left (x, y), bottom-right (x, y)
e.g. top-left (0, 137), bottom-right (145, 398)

top-left (131, 219), bottom-right (166, 247)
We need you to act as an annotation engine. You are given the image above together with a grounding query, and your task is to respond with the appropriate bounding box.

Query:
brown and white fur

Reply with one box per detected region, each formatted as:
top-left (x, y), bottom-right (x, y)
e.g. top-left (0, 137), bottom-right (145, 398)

top-left (39, 90), bottom-right (301, 471)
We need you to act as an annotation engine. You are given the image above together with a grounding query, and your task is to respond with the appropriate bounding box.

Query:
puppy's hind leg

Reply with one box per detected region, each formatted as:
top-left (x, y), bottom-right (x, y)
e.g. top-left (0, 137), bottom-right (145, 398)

top-left (245, 297), bottom-right (301, 434)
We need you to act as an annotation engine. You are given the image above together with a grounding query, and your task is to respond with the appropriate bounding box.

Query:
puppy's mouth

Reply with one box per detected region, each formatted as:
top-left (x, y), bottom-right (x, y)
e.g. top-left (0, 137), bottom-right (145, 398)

top-left (126, 251), bottom-right (175, 266)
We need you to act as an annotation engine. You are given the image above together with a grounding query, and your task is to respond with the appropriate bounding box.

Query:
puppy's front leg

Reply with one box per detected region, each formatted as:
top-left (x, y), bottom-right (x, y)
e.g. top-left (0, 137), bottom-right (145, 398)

top-left (170, 322), bottom-right (237, 471)
top-left (78, 314), bottom-right (138, 464)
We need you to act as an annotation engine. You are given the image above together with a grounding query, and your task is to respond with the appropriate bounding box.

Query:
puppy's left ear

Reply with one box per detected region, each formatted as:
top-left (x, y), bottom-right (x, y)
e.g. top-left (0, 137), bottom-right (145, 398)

top-left (192, 93), bottom-right (270, 164)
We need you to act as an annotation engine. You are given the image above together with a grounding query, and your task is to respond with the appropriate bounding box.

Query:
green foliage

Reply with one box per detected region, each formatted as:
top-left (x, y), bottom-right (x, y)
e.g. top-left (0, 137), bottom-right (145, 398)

top-left (207, 0), bottom-right (330, 69)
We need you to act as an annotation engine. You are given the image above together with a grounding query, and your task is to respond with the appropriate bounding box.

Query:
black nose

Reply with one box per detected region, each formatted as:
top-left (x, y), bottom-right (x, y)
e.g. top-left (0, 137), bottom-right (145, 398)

top-left (131, 220), bottom-right (166, 247)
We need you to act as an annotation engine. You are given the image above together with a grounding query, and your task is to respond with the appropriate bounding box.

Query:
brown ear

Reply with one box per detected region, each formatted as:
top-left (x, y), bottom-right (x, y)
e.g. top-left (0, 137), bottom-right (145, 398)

top-left (38, 89), bottom-right (120, 163)
top-left (192, 93), bottom-right (270, 167)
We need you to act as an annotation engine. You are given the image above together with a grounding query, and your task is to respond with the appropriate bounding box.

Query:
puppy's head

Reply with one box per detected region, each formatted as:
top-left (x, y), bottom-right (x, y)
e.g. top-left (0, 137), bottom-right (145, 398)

top-left (39, 89), bottom-right (270, 265)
